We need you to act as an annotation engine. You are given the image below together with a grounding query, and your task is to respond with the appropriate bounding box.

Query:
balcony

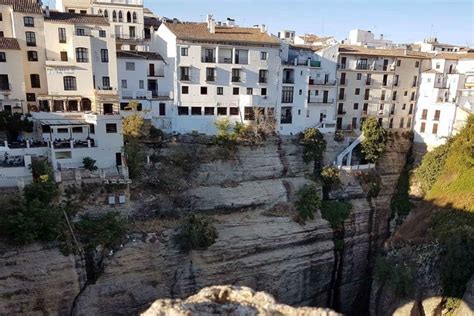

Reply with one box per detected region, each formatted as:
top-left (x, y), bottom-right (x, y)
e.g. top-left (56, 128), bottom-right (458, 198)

top-left (259, 78), bottom-right (268, 84)
top-left (337, 64), bottom-right (346, 69)
top-left (0, 83), bottom-right (12, 92)
top-left (231, 76), bottom-right (241, 83)
top-left (201, 56), bottom-right (216, 63)
top-left (338, 94), bottom-right (346, 101)
top-left (148, 70), bottom-right (165, 77)
top-left (282, 78), bottom-right (294, 84)
top-left (356, 64), bottom-right (371, 70)
top-left (309, 79), bottom-right (336, 86)
top-left (339, 79), bottom-right (348, 85)
top-left (95, 87), bottom-right (118, 95)
top-left (308, 97), bottom-right (334, 104)
top-left (337, 109), bottom-right (346, 115)
top-left (121, 90), bottom-right (152, 100)
top-left (180, 75), bottom-right (190, 81)
top-left (206, 76), bottom-right (216, 82)
top-left (434, 79), bottom-right (449, 89)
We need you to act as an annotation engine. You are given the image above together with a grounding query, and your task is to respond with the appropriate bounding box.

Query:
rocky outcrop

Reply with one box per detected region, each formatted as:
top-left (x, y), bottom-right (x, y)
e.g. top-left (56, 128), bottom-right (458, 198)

top-left (0, 244), bottom-right (84, 315)
top-left (142, 285), bottom-right (340, 316)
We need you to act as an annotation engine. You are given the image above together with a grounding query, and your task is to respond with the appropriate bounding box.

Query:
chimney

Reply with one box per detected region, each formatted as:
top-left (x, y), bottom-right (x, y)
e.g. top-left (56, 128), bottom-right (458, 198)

top-left (173, 18), bottom-right (178, 25)
top-left (208, 18), bottom-right (216, 34)
top-left (380, 34), bottom-right (384, 40)
top-left (260, 24), bottom-right (266, 33)
top-left (44, 6), bottom-right (50, 18)
top-left (226, 18), bottom-right (235, 27)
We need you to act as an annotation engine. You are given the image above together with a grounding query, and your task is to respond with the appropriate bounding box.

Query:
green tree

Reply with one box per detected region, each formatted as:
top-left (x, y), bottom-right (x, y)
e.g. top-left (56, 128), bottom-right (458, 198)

top-left (295, 184), bottom-right (321, 222)
top-left (123, 113), bottom-right (144, 139)
top-left (320, 166), bottom-right (340, 191)
top-left (75, 213), bottom-right (128, 251)
top-left (361, 118), bottom-right (388, 162)
top-left (30, 159), bottom-right (53, 182)
top-left (302, 128), bottom-right (327, 173)
top-left (0, 112), bottom-right (33, 141)
top-left (176, 214), bottom-right (218, 251)
top-left (320, 200), bottom-right (352, 229)
top-left (125, 138), bottom-right (145, 179)
top-left (82, 157), bottom-right (98, 172)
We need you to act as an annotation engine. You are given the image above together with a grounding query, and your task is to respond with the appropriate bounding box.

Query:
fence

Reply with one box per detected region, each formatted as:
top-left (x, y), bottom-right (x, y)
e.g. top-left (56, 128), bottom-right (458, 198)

top-left (340, 163), bottom-right (375, 171)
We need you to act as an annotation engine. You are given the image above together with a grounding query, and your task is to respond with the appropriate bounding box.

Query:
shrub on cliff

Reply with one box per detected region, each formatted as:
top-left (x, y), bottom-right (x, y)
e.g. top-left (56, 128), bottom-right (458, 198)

top-left (295, 184), bottom-right (321, 222)
top-left (320, 200), bottom-right (352, 229)
top-left (374, 256), bottom-right (414, 298)
top-left (361, 118), bottom-right (388, 162)
top-left (75, 213), bottom-right (128, 251)
top-left (301, 128), bottom-right (326, 172)
top-left (320, 166), bottom-right (340, 192)
top-left (125, 139), bottom-right (145, 179)
top-left (413, 142), bottom-right (451, 194)
top-left (176, 214), bottom-right (218, 251)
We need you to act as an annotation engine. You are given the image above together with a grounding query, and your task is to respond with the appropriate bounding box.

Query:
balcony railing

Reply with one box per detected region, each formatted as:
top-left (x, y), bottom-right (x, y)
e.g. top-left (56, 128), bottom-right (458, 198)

top-left (337, 109), bottom-right (346, 115)
top-left (0, 83), bottom-right (11, 92)
top-left (339, 79), bottom-right (348, 85)
top-left (309, 79), bottom-right (336, 85)
top-left (259, 78), bottom-right (268, 83)
top-left (206, 76), bottom-right (216, 82)
top-left (282, 78), bottom-right (294, 84)
top-left (201, 56), bottom-right (216, 63)
top-left (337, 64), bottom-right (346, 69)
top-left (180, 75), bottom-right (190, 81)
top-left (356, 64), bottom-right (371, 70)
top-left (231, 76), bottom-right (241, 82)
top-left (148, 70), bottom-right (165, 77)
top-left (308, 97), bottom-right (334, 104)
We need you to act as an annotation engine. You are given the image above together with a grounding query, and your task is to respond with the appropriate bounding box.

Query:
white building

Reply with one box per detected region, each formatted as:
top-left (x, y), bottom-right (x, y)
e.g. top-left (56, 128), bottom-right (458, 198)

top-left (347, 29), bottom-right (394, 48)
top-left (39, 10), bottom-right (120, 115)
top-left (418, 37), bottom-right (465, 53)
top-left (413, 53), bottom-right (474, 151)
top-left (154, 17), bottom-right (281, 134)
top-left (0, 37), bottom-right (25, 113)
top-left (0, 0), bottom-right (48, 112)
top-left (294, 34), bottom-right (337, 47)
top-left (277, 30), bottom-right (296, 43)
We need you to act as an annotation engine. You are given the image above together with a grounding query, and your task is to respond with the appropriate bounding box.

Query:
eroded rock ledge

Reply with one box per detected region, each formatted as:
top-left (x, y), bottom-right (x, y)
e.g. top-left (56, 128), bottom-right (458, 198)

top-left (142, 285), bottom-right (340, 316)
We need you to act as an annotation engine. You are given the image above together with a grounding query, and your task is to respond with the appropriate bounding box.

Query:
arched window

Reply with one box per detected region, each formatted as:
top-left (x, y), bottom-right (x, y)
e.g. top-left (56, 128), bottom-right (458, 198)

top-left (104, 10), bottom-right (108, 18)
top-left (132, 12), bottom-right (137, 23)
top-left (63, 76), bottom-right (77, 91)
top-left (81, 98), bottom-right (92, 112)
top-left (127, 11), bottom-right (131, 23)
top-left (98, 9), bottom-right (102, 15)
top-left (75, 47), bottom-right (88, 63)
top-left (112, 10), bottom-right (117, 22)
top-left (118, 11), bottom-right (123, 22)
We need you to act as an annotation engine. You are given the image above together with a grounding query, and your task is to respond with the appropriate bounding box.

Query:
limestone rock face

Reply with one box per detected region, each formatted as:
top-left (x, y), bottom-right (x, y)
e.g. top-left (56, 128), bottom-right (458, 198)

top-left (141, 285), bottom-right (340, 316)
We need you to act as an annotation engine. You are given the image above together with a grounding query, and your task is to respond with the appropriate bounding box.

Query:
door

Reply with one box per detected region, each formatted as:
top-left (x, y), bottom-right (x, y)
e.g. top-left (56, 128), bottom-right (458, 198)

top-left (148, 80), bottom-right (157, 97)
top-left (149, 64), bottom-right (155, 76)
top-left (352, 117), bottom-right (357, 129)
top-left (323, 90), bottom-right (329, 103)
top-left (103, 103), bottom-right (113, 114)
top-left (337, 117), bottom-right (343, 130)
top-left (383, 59), bottom-right (388, 71)
top-left (116, 153), bottom-right (122, 166)
top-left (324, 74), bottom-right (329, 84)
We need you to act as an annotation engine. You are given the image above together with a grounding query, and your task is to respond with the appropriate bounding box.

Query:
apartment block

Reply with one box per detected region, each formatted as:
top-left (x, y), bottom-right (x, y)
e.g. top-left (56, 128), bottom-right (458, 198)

top-left (154, 17), bottom-right (281, 134)
top-left (0, 0), bottom-right (48, 111)
top-left (336, 46), bottom-right (429, 131)
top-left (39, 10), bottom-right (119, 115)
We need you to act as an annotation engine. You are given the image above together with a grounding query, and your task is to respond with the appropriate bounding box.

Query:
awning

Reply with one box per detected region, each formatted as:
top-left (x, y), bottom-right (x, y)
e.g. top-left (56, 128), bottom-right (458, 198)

top-left (39, 119), bottom-right (88, 126)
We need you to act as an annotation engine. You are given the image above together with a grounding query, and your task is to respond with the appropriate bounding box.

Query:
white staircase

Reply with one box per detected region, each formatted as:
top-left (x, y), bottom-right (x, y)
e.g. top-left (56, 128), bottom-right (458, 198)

top-left (335, 133), bottom-right (365, 167)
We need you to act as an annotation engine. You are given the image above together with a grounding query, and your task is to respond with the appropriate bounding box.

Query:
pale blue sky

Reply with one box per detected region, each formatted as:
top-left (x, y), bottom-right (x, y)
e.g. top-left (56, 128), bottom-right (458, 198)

top-left (146, 0), bottom-right (474, 46)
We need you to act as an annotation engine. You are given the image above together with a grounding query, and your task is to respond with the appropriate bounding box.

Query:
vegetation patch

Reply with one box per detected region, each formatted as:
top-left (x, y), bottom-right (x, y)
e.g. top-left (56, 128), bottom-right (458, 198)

top-left (413, 142), bottom-right (451, 194)
top-left (320, 166), bottom-right (340, 192)
top-left (374, 256), bottom-right (414, 298)
top-left (320, 200), bottom-right (352, 229)
top-left (361, 117), bottom-right (388, 163)
top-left (301, 127), bottom-right (327, 173)
top-left (295, 184), bottom-right (321, 223)
top-left (356, 171), bottom-right (381, 199)
top-left (82, 157), bottom-right (98, 172)
top-left (391, 158), bottom-right (413, 218)
top-left (125, 139), bottom-right (145, 179)
top-left (176, 214), bottom-right (218, 251)
top-left (75, 213), bottom-right (128, 251)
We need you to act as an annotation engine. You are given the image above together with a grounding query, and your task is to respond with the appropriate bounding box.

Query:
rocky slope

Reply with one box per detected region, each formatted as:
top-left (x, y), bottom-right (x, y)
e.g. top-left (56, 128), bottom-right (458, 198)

top-left (0, 135), bottom-right (412, 315)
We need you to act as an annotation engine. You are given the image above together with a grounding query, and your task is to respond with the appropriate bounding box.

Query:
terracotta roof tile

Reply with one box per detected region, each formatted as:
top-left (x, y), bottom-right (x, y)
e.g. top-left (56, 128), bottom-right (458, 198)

top-left (165, 22), bottom-right (280, 45)
top-left (0, 0), bottom-right (42, 14)
top-left (432, 52), bottom-right (474, 60)
top-left (290, 44), bottom-right (325, 52)
top-left (45, 11), bottom-right (109, 25)
top-left (117, 50), bottom-right (164, 61)
top-left (339, 45), bottom-right (432, 59)
top-left (0, 37), bottom-right (20, 50)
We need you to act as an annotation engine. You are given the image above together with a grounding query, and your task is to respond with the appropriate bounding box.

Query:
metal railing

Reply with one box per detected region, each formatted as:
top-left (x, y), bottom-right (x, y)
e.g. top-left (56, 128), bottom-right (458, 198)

top-left (308, 97), bottom-right (334, 104)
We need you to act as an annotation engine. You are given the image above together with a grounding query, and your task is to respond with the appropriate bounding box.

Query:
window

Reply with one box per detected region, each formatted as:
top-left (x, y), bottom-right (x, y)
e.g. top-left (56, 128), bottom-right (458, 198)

top-left (180, 67), bottom-right (190, 80)
top-left (178, 106), bottom-right (189, 115)
top-left (232, 68), bottom-right (241, 82)
top-left (76, 48), bottom-right (88, 62)
top-left (181, 86), bottom-right (189, 94)
top-left (27, 51), bottom-right (38, 61)
top-left (99, 30), bottom-right (106, 38)
top-left (127, 11), bottom-right (132, 23)
top-left (233, 87), bottom-right (239, 95)
top-left (80, 10), bottom-right (87, 14)
top-left (399, 118), bottom-right (404, 128)
top-left (353, 103), bottom-right (359, 110)
top-left (63, 76), bottom-right (77, 90)
top-left (217, 87), bottom-right (223, 95)
top-left (355, 88), bottom-right (360, 95)
top-left (101, 49), bottom-right (109, 62)
top-left (381, 90), bottom-right (386, 101)
top-left (181, 47), bottom-right (188, 56)
top-left (157, 103), bottom-right (166, 116)
top-left (281, 86), bottom-right (294, 103)
top-left (204, 107), bottom-right (214, 115)
top-left (58, 28), bottom-right (66, 43)
top-left (72, 127), bottom-right (83, 133)
top-left (436, 63), bottom-right (440, 69)
top-left (133, 12), bottom-right (137, 23)
top-left (24, 17), bottom-right (34, 27)
top-left (247, 88), bottom-right (253, 95)
top-left (200, 86), bottom-right (207, 95)
top-left (139, 80), bottom-right (144, 89)
top-left (407, 118), bottom-right (411, 128)
top-left (57, 128), bottom-right (68, 134)
top-left (415, 61), bottom-right (420, 68)
top-left (392, 91), bottom-right (397, 101)
top-left (106, 123), bottom-right (117, 133)
top-left (0, 52), bottom-right (5, 62)
top-left (409, 104), bottom-right (413, 115)
top-left (356, 73), bottom-right (362, 80)
top-left (397, 60), bottom-right (401, 66)
top-left (244, 107), bottom-right (255, 120)
top-left (206, 67), bottom-right (216, 81)
top-left (30, 74), bottom-right (40, 88)
top-left (259, 69), bottom-right (268, 83)
top-left (76, 28), bottom-right (85, 36)
top-left (280, 106), bottom-right (292, 124)
top-left (0, 13), bottom-right (2, 21)
top-left (68, 9), bottom-right (75, 13)
top-left (410, 91), bottom-right (415, 101)
top-left (118, 11), bottom-right (123, 22)
top-left (404, 91), bottom-right (408, 96)
top-left (216, 107), bottom-right (227, 115)
top-left (60, 51), bottom-right (68, 61)
top-left (0, 31), bottom-right (3, 37)
top-left (421, 109), bottom-right (428, 120)
top-left (432, 123), bottom-right (438, 135)
top-left (191, 107), bottom-right (201, 115)
top-left (260, 51), bottom-right (267, 60)
top-left (102, 76), bottom-right (110, 88)
top-left (126, 62), bottom-right (135, 71)
top-left (121, 80), bottom-right (127, 89)
top-left (25, 32), bottom-right (36, 46)
top-left (434, 110), bottom-right (441, 121)
top-left (230, 107), bottom-right (239, 115)
top-left (261, 88), bottom-right (267, 96)
top-left (112, 10), bottom-right (117, 22)
top-left (402, 104), bottom-right (406, 110)
top-left (26, 93), bottom-right (36, 102)
top-left (0, 74), bottom-right (9, 90)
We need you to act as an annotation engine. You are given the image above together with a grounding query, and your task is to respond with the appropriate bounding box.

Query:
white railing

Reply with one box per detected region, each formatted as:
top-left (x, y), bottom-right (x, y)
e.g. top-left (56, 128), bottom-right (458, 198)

top-left (340, 163), bottom-right (375, 171)
top-left (335, 133), bottom-right (365, 167)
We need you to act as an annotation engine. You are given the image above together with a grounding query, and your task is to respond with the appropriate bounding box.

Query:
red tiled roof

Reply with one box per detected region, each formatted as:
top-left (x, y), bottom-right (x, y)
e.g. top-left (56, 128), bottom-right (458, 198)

top-left (0, 0), bottom-right (42, 14)
top-left (45, 11), bottom-right (109, 26)
top-left (339, 45), bottom-right (432, 59)
top-left (0, 37), bottom-right (20, 50)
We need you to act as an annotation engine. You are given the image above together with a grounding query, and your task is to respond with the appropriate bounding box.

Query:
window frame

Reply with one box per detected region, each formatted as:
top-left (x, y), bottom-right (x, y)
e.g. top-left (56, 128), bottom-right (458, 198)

top-left (23, 16), bottom-right (34, 27)
top-left (25, 31), bottom-right (36, 47)
top-left (63, 76), bottom-right (77, 91)
top-left (75, 47), bottom-right (89, 63)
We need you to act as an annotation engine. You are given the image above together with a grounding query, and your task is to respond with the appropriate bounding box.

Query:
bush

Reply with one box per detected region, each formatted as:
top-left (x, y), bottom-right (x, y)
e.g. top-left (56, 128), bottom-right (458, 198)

top-left (23, 180), bottom-right (58, 205)
top-left (361, 118), bottom-right (388, 162)
top-left (334, 130), bottom-right (344, 142)
top-left (414, 142), bottom-right (451, 194)
top-left (302, 128), bottom-right (327, 172)
top-left (176, 214), bottom-right (218, 251)
top-left (125, 139), bottom-right (145, 179)
top-left (82, 157), bottom-right (98, 172)
top-left (75, 213), bottom-right (128, 251)
top-left (320, 200), bottom-right (352, 229)
top-left (215, 118), bottom-right (236, 144)
top-left (123, 113), bottom-right (144, 139)
top-left (320, 166), bottom-right (340, 191)
top-left (149, 126), bottom-right (164, 139)
top-left (295, 184), bottom-right (321, 222)
top-left (30, 159), bottom-right (52, 182)
top-left (374, 256), bottom-right (414, 298)
top-left (357, 172), bottom-right (381, 198)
